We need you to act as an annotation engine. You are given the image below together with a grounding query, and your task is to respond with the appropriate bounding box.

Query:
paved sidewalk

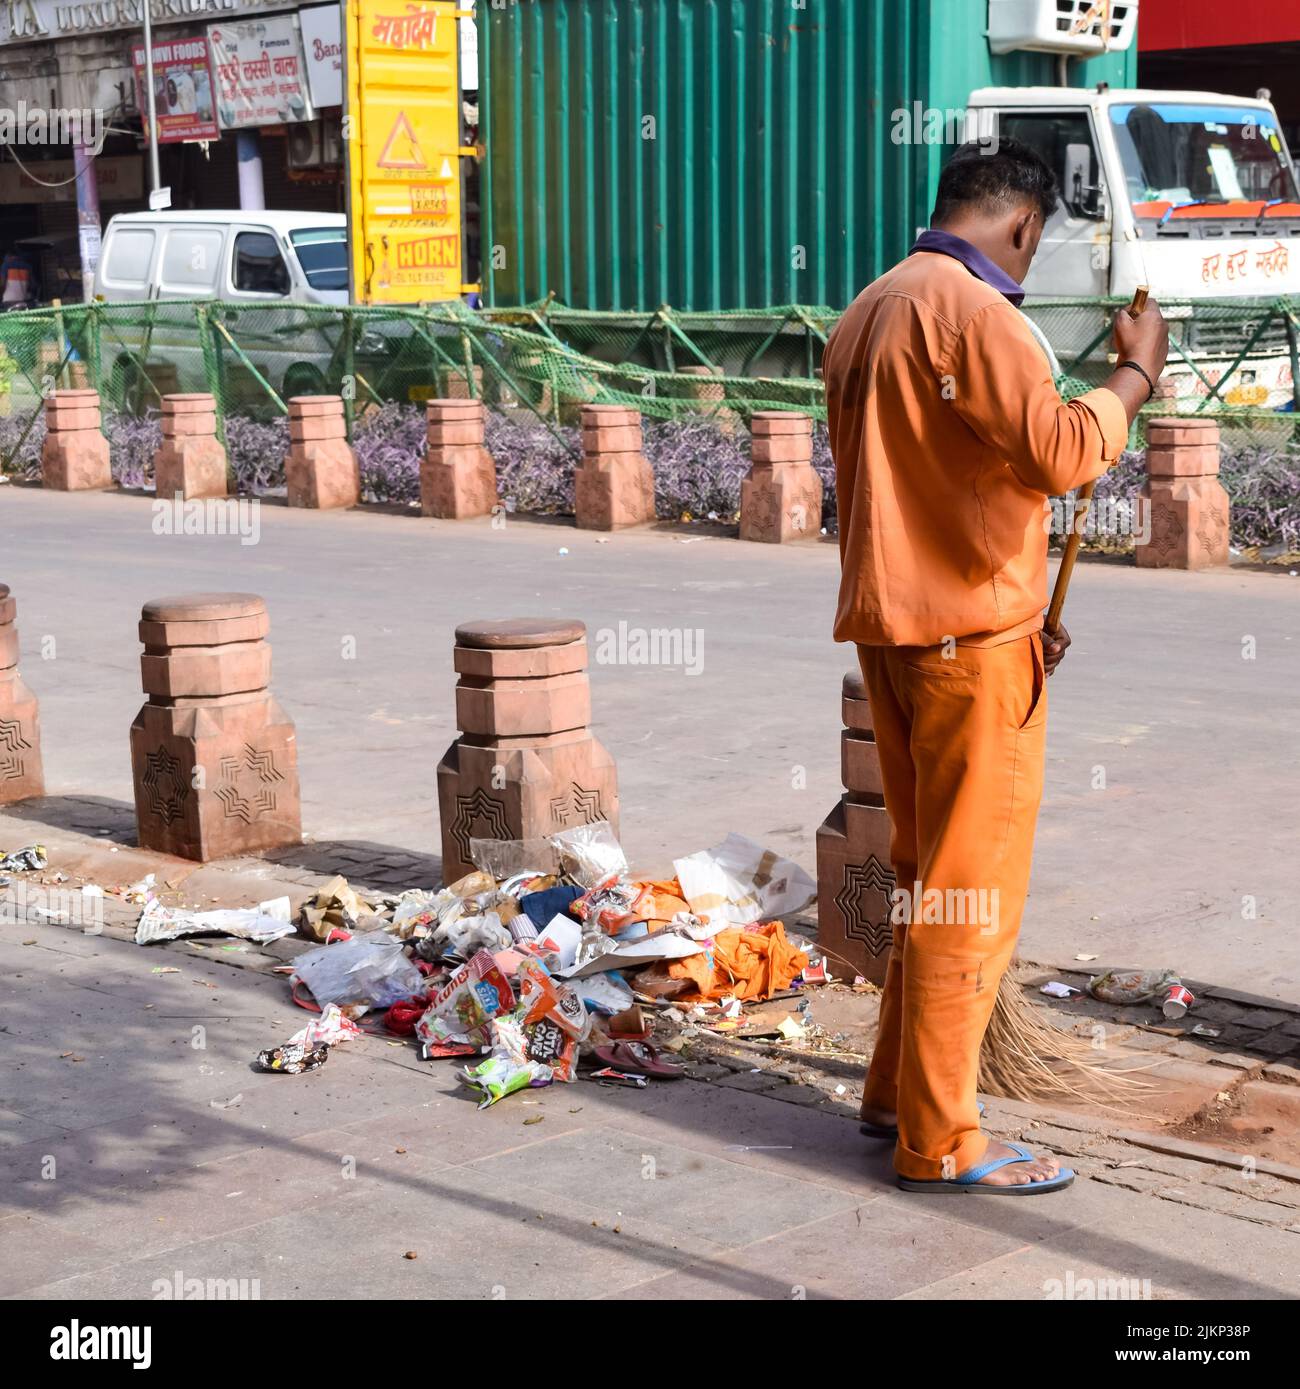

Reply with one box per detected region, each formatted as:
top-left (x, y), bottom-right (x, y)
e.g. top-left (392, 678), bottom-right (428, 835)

top-left (2, 918), bottom-right (1297, 1300)
top-left (1, 485), bottom-right (1298, 996)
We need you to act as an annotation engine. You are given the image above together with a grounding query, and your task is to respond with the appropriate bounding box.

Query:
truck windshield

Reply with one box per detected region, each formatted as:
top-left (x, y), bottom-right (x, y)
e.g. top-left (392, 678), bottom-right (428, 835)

top-left (1110, 103), bottom-right (1299, 214)
top-left (289, 228), bottom-right (348, 290)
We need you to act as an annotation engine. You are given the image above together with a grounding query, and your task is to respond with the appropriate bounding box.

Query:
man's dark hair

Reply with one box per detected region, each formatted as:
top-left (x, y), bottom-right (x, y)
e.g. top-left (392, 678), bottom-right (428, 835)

top-left (931, 138), bottom-right (1059, 227)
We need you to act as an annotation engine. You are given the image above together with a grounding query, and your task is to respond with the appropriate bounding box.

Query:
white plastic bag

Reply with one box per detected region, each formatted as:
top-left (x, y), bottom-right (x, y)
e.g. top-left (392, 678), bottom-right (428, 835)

top-left (293, 936), bottom-right (423, 1010)
top-left (550, 821), bottom-right (628, 888)
top-left (673, 833), bottom-right (816, 927)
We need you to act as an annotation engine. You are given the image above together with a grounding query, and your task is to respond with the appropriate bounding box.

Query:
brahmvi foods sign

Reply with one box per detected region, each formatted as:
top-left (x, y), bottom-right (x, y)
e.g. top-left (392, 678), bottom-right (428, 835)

top-left (0, 0), bottom-right (290, 45)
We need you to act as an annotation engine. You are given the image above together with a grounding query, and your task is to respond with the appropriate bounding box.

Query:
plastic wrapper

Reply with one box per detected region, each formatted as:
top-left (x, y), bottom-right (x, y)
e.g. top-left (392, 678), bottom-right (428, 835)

top-left (416, 909), bottom-right (514, 963)
top-left (470, 836), bottom-right (557, 880)
top-left (673, 833), bottom-right (815, 926)
top-left (522, 1016), bottom-right (577, 1082)
top-left (416, 948), bottom-right (516, 1047)
top-left (550, 821), bottom-right (628, 888)
top-left (1088, 968), bottom-right (1182, 1005)
top-left (136, 896), bottom-right (295, 946)
top-left (293, 935), bottom-right (424, 1011)
top-left (0, 843), bottom-right (47, 873)
top-left (461, 1051), bottom-right (551, 1107)
top-left (459, 1014), bottom-right (551, 1107)
top-left (570, 969), bottom-right (636, 1015)
top-left (572, 875), bottom-right (653, 934)
top-left (255, 1041), bottom-right (330, 1074)
top-left (517, 958), bottom-right (590, 1040)
top-left (289, 1003), bottom-right (362, 1048)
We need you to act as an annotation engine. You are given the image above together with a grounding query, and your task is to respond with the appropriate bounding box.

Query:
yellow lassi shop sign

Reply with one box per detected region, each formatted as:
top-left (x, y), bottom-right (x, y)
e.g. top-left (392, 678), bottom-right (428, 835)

top-left (346, 0), bottom-right (465, 302)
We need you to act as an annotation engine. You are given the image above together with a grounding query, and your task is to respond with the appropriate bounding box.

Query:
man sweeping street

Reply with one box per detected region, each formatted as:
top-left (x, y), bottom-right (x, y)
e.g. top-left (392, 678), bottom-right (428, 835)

top-left (823, 138), bottom-right (1168, 1193)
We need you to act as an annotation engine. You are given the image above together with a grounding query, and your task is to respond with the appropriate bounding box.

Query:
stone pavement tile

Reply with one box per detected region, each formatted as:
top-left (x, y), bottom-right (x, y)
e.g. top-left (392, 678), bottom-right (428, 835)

top-left (17, 1161), bottom-right (731, 1301)
top-left (0, 1106), bottom-right (72, 1151)
top-left (0, 1126), bottom-right (450, 1275)
top-left (901, 1189), bottom-right (1300, 1300)
top-left (461, 1125), bottom-right (861, 1248)
top-left (609, 1197), bottom-right (1022, 1300)
top-left (0, 1214), bottom-right (122, 1299)
top-left (337, 1080), bottom-right (595, 1167)
top-left (570, 1073), bottom-right (876, 1193)
top-left (887, 1175), bottom-right (1299, 1299)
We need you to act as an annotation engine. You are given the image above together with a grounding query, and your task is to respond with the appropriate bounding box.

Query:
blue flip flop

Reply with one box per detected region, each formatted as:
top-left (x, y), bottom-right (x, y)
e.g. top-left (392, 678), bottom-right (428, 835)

top-left (860, 1101), bottom-right (984, 1140)
top-left (896, 1140), bottom-right (1075, 1195)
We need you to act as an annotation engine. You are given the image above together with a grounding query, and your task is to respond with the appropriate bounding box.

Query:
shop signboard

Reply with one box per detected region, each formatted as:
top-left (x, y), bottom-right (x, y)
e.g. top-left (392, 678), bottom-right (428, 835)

top-left (131, 34), bottom-right (220, 143)
top-left (208, 12), bottom-right (314, 129)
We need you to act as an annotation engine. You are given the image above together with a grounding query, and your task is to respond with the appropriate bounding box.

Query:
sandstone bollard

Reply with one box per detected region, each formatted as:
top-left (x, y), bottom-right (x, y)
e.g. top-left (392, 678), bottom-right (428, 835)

top-left (574, 405), bottom-right (656, 530)
top-left (285, 396), bottom-right (359, 510)
top-left (437, 618), bottom-right (618, 883)
top-left (442, 364), bottom-right (484, 400)
top-left (814, 672), bottom-right (895, 986)
top-left (739, 411), bottom-right (823, 542)
top-left (130, 593), bottom-right (301, 861)
top-left (421, 399), bottom-right (497, 519)
top-left (0, 583), bottom-right (45, 803)
top-left (154, 393), bottom-right (227, 501)
top-left (41, 389), bottom-right (111, 491)
top-left (679, 364), bottom-right (736, 433)
top-left (1137, 417), bottom-right (1230, 570)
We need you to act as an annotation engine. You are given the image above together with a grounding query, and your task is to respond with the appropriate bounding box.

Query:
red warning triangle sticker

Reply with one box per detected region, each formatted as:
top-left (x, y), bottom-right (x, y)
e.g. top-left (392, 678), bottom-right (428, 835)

top-left (377, 112), bottom-right (427, 169)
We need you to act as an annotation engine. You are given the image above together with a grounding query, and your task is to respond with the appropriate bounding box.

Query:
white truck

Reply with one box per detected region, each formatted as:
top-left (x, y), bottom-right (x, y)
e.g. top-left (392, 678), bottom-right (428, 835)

top-left (967, 84), bottom-right (1300, 407)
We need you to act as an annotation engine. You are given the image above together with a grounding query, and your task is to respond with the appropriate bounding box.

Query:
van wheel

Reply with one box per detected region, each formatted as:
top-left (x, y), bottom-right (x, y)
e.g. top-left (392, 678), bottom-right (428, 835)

top-left (282, 363), bottom-right (326, 399)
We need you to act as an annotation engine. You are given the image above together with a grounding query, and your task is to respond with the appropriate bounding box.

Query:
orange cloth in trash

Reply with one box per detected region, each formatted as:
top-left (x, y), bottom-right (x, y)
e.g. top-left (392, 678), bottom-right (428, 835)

top-left (662, 921), bottom-right (808, 1003)
top-left (611, 880), bottom-right (690, 936)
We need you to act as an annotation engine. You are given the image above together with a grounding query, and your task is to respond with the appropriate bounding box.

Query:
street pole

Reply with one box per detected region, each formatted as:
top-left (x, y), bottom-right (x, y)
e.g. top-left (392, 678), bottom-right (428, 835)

top-left (142, 0), bottom-right (162, 196)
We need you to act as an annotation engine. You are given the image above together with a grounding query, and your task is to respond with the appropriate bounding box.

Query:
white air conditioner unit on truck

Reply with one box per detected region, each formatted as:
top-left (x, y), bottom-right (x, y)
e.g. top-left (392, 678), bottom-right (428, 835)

top-left (988, 0), bottom-right (1138, 56)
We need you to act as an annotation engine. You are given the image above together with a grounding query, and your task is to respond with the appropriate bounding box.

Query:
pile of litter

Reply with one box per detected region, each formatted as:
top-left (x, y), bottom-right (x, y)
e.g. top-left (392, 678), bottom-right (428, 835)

top-left (206, 823), bottom-right (820, 1106)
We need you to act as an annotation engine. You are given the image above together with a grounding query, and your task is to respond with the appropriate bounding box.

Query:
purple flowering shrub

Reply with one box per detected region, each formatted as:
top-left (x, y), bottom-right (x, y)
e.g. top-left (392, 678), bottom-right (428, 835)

top-left (225, 414), bottom-right (290, 495)
top-left (353, 402), bottom-right (424, 504)
top-left (0, 411), bottom-right (45, 480)
top-left (642, 417), bottom-right (750, 520)
top-left (487, 412), bottom-right (578, 515)
top-left (103, 411), bottom-right (162, 488)
top-left (1219, 442), bottom-right (1300, 554)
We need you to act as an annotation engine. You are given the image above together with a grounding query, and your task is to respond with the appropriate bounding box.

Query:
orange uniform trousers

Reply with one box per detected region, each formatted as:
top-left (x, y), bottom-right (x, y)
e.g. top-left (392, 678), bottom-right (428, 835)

top-left (856, 633), bottom-right (1047, 1180)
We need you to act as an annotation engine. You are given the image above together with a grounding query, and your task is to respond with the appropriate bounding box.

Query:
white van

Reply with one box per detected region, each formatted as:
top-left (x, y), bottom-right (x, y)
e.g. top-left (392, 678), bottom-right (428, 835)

top-left (94, 210), bottom-right (352, 409)
top-left (97, 210), bottom-right (348, 306)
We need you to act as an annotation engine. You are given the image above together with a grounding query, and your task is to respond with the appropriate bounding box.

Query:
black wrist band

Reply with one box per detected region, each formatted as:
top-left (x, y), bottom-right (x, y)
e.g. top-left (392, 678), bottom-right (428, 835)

top-left (1118, 360), bottom-right (1155, 401)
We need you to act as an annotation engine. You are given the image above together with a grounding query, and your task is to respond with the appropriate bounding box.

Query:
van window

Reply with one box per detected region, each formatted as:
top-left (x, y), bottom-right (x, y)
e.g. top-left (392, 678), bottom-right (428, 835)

top-left (160, 227), bottom-right (223, 294)
top-left (232, 231), bottom-right (291, 295)
top-left (289, 227), bottom-right (348, 291)
top-left (1000, 113), bottom-right (1105, 219)
top-left (105, 227), bottom-right (156, 288)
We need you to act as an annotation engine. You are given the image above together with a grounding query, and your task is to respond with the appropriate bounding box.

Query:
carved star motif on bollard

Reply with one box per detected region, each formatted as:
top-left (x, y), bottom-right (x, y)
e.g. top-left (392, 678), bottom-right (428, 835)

top-left (834, 854), bottom-right (896, 959)
top-left (141, 746), bottom-right (190, 824)
top-left (449, 787), bottom-right (511, 861)
top-left (214, 743), bottom-right (284, 823)
top-left (0, 718), bottom-right (31, 781)
top-left (549, 783), bottom-right (603, 829)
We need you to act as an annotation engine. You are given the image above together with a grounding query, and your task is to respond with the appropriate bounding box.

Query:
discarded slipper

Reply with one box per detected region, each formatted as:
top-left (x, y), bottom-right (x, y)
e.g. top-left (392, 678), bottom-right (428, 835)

top-left (896, 1141), bottom-right (1075, 1195)
top-left (860, 1100), bottom-right (983, 1140)
top-left (591, 1041), bottom-right (686, 1080)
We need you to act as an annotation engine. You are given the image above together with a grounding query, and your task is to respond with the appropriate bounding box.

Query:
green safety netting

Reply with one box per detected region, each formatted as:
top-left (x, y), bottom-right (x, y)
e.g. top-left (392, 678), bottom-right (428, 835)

top-left (1, 294), bottom-right (1298, 470)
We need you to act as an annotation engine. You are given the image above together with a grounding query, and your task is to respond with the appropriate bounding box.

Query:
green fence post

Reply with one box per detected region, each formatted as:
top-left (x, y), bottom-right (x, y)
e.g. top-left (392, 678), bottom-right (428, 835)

top-left (343, 306), bottom-right (355, 441)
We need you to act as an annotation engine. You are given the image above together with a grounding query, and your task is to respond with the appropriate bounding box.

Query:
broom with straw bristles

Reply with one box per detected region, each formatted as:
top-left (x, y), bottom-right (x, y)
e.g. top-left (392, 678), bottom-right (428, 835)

top-left (978, 286), bottom-right (1153, 1104)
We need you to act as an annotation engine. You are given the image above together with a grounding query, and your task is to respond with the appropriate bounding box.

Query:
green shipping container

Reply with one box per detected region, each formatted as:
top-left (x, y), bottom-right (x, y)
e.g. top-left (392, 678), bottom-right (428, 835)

top-left (480, 0), bottom-right (1135, 311)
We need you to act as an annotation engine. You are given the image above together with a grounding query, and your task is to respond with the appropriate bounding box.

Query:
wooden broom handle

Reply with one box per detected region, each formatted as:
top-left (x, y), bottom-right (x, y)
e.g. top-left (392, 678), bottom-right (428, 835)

top-left (1045, 286), bottom-right (1149, 635)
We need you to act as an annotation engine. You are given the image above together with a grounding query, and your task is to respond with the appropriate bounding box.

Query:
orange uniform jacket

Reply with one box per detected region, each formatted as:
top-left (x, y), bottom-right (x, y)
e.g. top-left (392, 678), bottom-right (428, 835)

top-left (824, 251), bottom-right (1129, 647)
